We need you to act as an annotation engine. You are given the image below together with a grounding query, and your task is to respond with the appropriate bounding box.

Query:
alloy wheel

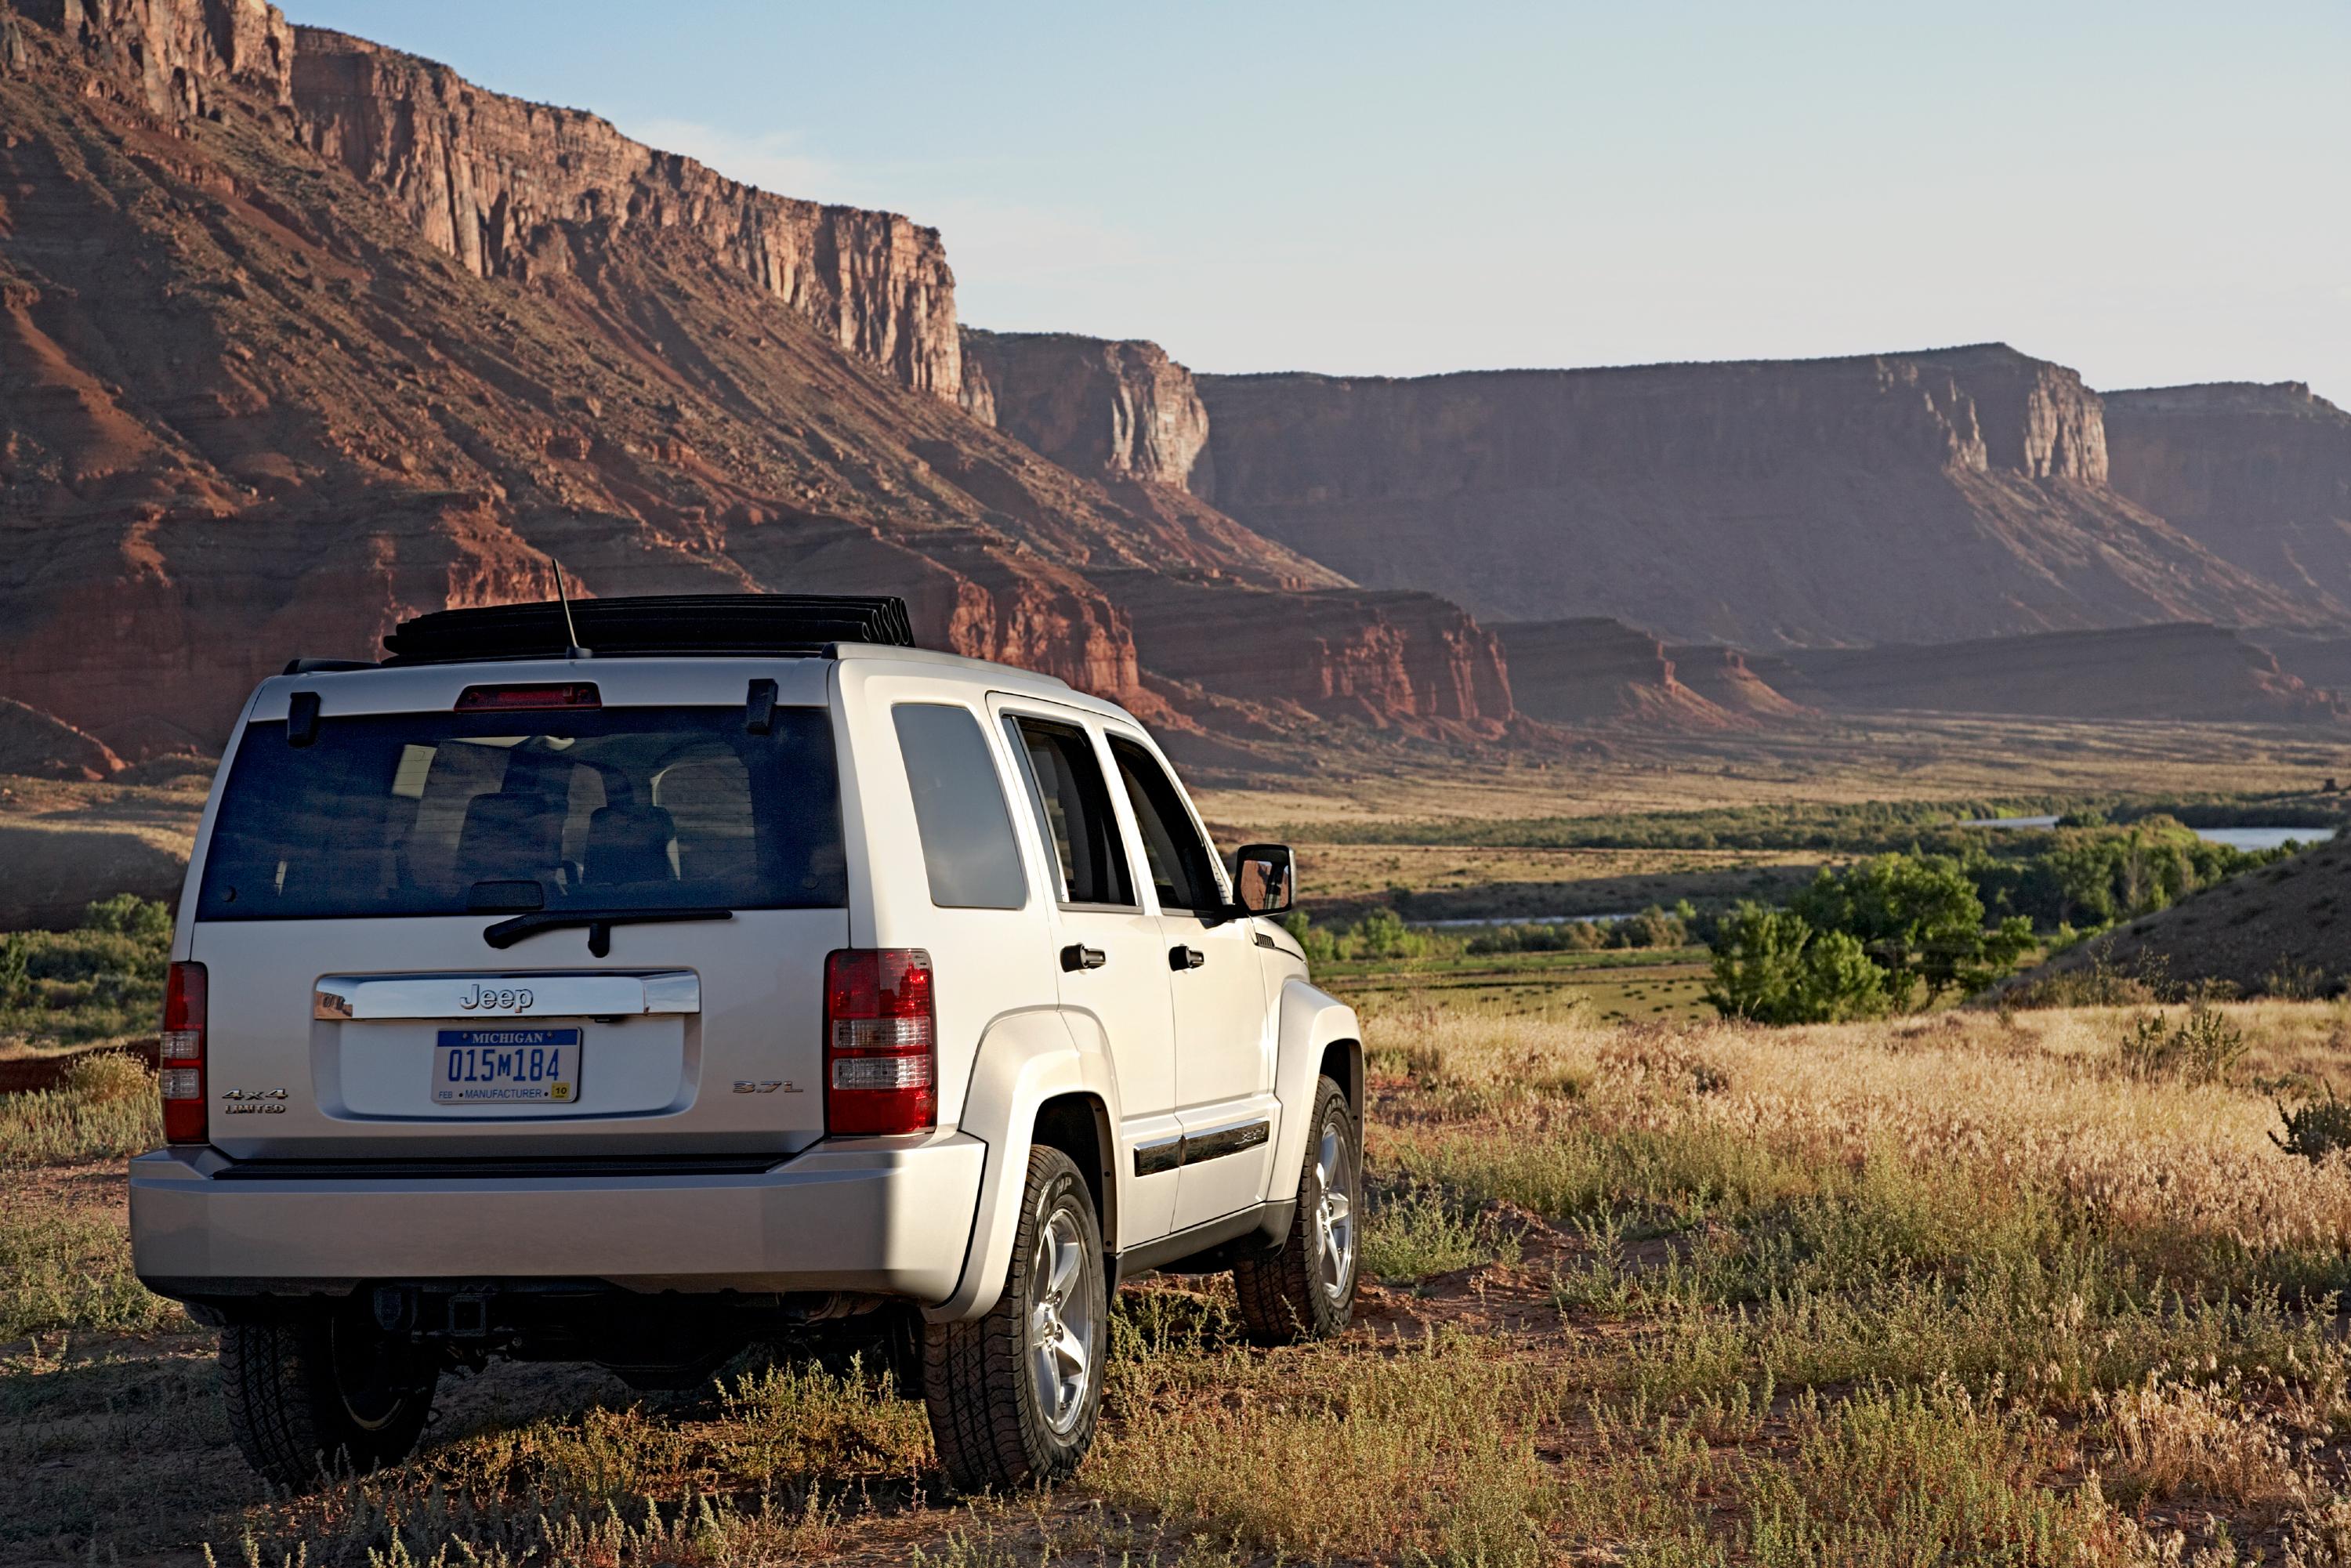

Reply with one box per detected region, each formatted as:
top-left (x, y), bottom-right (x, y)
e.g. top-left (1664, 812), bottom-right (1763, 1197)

top-left (1027, 1207), bottom-right (1098, 1435)
top-left (1313, 1110), bottom-right (1357, 1305)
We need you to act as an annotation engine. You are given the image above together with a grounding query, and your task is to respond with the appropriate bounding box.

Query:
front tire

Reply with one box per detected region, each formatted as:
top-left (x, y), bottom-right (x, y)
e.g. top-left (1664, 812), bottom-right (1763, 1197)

top-left (219, 1302), bottom-right (439, 1487)
top-left (924, 1145), bottom-right (1107, 1491)
top-left (1233, 1075), bottom-right (1359, 1345)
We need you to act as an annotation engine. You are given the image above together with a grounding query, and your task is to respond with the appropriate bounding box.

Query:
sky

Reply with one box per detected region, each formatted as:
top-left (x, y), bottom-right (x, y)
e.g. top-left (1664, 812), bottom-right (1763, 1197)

top-left (292, 2), bottom-right (2350, 403)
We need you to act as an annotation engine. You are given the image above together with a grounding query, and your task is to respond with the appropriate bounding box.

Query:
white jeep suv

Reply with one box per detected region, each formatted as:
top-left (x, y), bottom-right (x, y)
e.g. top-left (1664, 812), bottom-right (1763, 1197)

top-left (129, 594), bottom-right (1363, 1490)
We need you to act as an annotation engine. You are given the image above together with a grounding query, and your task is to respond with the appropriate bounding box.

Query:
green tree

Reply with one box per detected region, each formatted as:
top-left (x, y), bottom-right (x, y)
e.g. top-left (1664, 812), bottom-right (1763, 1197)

top-left (1283, 911), bottom-right (1337, 965)
top-left (1704, 904), bottom-right (1892, 1025)
top-left (1790, 854), bottom-right (2033, 1004)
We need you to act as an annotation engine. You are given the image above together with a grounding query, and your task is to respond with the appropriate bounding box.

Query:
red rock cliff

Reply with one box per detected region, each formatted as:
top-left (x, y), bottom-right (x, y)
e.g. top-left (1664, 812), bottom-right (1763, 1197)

top-left (1194, 345), bottom-right (2315, 648)
top-left (1098, 572), bottom-right (1513, 733)
top-left (961, 328), bottom-right (1211, 487)
top-left (288, 27), bottom-right (962, 402)
top-left (5, 0), bottom-right (290, 112)
top-left (2104, 382), bottom-right (2351, 621)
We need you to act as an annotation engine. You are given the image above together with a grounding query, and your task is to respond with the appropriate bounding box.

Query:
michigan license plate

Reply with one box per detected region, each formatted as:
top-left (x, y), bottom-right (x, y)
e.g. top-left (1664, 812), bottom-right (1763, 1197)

top-left (433, 1027), bottom-right (581, 1105)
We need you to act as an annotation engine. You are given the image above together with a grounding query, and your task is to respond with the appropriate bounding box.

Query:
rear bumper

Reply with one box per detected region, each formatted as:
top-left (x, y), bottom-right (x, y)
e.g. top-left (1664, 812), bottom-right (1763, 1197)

top-left (129, 1134), bottom-right (986, 1306)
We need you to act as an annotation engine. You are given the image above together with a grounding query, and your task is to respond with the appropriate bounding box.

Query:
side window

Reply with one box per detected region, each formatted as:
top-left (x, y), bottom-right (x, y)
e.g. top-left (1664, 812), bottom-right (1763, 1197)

top-left (894, 704), bottom-right (1027, 910)
top-left (1005, 717), bottom-right (1134, 907)
top-left (1109, 737), bottom-right (1223, 914)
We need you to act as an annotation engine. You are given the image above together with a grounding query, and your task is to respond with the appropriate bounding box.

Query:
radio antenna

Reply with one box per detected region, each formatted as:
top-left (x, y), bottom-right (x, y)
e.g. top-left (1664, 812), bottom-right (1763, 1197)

top-left (553, 560), bottom-right (592, 660)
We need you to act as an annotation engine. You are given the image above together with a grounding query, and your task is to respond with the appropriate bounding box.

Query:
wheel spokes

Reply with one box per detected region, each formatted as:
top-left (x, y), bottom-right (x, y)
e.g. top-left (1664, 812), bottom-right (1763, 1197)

top-left (1045, 1233), bottom-right (1083, 1304)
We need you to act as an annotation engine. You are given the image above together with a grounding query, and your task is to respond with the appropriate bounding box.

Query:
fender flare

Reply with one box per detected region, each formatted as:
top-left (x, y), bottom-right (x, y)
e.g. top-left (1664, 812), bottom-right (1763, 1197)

top-left (926, 1008), bottom-right (1118, 1322)
top-left (1266, 978), bottom-right (1362, 1200)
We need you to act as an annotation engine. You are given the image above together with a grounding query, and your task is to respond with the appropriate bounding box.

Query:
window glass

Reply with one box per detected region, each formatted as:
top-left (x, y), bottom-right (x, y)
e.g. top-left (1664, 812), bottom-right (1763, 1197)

top-left (894, 704), bottom-right (1027, 910)
top-left (195, 708), bottom-right (845, 919)
top-left (1005, 718), bottom-right (1133, 907)
top-left (1109, 737), bottom-right (1223, 914)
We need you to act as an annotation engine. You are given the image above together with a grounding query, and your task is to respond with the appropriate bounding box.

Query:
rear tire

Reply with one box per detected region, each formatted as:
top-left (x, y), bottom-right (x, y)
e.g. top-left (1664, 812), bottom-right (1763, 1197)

top-left (219, 1302), bottom-right (439, 1487)
top-left (923, 1145), bottom-right (1106, 1491)
top-left (1233, 1075), bottom-right (1358, 1345)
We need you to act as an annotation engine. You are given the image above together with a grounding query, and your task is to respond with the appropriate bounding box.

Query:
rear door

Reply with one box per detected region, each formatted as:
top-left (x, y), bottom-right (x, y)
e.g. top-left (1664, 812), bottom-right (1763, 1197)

top-left (187, 663), bottom-right (847, 1161)
top-left (1103, 729), bottom-right (1276, 1229)
top-left (992, 697), bottom-right (1184, 1246)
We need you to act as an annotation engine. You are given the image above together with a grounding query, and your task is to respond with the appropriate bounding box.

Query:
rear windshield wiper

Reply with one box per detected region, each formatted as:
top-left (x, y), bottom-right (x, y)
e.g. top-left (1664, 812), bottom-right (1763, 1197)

top-left (481, 908), bottom-right (734, 957)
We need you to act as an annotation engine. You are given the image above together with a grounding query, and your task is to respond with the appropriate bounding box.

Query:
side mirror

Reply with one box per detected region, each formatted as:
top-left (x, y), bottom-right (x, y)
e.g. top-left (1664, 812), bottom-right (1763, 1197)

top-left (1230, 844), bottom-right (1295, 917)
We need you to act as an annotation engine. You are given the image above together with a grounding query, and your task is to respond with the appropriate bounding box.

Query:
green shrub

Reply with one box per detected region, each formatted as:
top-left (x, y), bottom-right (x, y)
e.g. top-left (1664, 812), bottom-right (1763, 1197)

top-left (1704, 905), bottom-right (1892, 1025)
top-left (0, 896), bottom-right (172, 1048)
top-left (0, 933), bottom-right (27, 1009)
top-left (2273, 1085), bottom-right (2351, 1163)
top-left (80, 893), bottom-right (173, 944)
top-left (2119, 999), bottom-right (2248, 1085)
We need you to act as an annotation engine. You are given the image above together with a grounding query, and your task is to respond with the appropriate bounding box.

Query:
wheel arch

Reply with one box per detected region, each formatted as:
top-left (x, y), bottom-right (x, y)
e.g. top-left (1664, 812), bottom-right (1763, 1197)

top-left (1031, 1091), bottom-right (1117, 1258)
top-left (1267, 979), bottom-right (1363, 1204)
top-left (928, 1009), bottom-right (1118, 1323)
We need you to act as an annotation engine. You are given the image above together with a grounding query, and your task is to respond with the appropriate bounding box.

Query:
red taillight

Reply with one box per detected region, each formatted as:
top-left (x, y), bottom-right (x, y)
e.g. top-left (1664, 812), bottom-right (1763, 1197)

top-left (161, 961), bottom-right (208, 1146)
top-left (453, 683), bottom-right (602, 712)
top-left (824, 949), bottom-right (936, 1136)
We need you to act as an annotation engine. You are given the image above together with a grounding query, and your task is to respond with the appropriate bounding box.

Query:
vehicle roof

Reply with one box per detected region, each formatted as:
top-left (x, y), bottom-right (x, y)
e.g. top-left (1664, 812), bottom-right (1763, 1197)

top-left (239, 645), bottom-right (1134, 727)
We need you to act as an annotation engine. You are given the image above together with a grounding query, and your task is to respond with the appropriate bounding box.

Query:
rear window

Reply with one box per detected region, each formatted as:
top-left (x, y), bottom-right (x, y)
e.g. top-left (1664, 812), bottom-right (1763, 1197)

top-left (195, 707), bottom-right (845, 921)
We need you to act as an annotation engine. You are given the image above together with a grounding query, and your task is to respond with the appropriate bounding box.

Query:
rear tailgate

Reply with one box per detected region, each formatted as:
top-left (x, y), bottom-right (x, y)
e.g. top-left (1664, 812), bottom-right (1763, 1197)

top-left (179, 657), bottom-right (846, 1161)
top-left (193, 912), bottom-right (840, 1159)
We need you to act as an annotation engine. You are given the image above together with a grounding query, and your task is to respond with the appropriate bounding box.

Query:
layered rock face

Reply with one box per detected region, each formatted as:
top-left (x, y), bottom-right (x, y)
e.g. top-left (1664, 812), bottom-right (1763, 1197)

top-left (1100, 573), bottom-right (1512, 732)
top-left (1194, 345), bottom-right (2316, 648)
top-left (0, 2), bottom-right (1364, 754)
top-left (5, 0), bottom-right (291, 113)
top-left (1490, 620), bottom-right (1741, 729)
top-left (962, 328), bottom-right (1209, 486)
top-left (2104, 383), bottom-right (2351, 620)
top-left (289, 28), bottom-right (959, 402)
top-left (1779, 624), bottom-right (2342, 723)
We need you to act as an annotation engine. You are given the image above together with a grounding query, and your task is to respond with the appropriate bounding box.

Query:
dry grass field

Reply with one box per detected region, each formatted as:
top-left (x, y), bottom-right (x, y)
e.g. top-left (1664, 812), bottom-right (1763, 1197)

top-left (16, 987), bottom-right (2351, 1563)
top-left (1194, 714), bottom-right (2351, 836)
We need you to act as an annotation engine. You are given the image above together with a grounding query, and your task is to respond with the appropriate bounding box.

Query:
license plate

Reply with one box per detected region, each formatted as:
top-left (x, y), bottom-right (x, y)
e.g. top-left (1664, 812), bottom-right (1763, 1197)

top-left (433, 1027), bottom-right (581, 1105)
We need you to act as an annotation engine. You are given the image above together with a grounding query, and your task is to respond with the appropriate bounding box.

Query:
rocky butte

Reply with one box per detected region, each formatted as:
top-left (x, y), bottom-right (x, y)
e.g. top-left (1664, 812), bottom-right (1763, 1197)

top-left (1189, 346), bottom-right (2320, 650)
top-left (2103, 382), bottom-right (2351, 623)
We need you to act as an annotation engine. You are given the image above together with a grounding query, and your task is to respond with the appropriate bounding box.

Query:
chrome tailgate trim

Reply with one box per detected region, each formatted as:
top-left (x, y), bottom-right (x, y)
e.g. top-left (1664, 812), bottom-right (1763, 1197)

top-left (313, 970), bottom-right (701, 1021)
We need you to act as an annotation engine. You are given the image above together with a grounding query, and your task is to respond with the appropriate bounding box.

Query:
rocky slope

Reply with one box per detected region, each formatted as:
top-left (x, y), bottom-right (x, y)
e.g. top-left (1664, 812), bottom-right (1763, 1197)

top-left (0, 0), bottom-right (1516, 755)
top-left (1778, 624), bottom-right (2343, 723)
top-left (1662, 646), bottom-right (1812, 719)
top-left (1490, 620), bottom-right (1741, 729)
top-left (2104, 382), bottom-right (2351, 621)
top-left (0, 696), bottom-right (121, 779)
top-left (2256, 633), bottom-right (2351, 696)
top-left (2026, 834), bottom-right (2351, 998)
top-left (1190, 346), bottom-right (2321, 649)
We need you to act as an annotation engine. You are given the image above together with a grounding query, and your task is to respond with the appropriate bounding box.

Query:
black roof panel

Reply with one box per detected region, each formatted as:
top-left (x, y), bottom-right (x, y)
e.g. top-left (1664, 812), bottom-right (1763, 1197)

top-left (382, 593), bottom-right (916, 664)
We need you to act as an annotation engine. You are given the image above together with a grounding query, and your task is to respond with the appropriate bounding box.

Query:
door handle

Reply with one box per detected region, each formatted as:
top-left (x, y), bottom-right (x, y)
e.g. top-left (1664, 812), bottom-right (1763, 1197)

top-left (1060, 944), bottom-right (1107, 972)
top-left (1168, 945), bottom-right (1204, 972)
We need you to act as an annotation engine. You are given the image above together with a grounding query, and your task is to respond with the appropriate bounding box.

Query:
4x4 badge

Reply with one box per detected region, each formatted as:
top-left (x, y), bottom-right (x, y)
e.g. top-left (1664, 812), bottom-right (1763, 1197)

top-left (220, 1088), bottom-right (289, 1114)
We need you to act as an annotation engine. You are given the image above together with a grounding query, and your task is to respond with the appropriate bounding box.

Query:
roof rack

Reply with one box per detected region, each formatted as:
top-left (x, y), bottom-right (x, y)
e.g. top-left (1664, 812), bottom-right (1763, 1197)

top-left (379, 594), bottom-right (917, 666)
